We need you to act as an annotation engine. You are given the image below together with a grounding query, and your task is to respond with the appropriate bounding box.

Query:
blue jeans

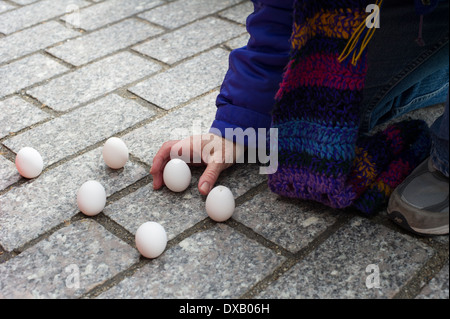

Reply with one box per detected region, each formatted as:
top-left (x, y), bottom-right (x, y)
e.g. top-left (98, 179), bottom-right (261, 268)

top-left (362, 0), bottom-right (449, 177)
top-left (361, 0), bottom-right (449, 176)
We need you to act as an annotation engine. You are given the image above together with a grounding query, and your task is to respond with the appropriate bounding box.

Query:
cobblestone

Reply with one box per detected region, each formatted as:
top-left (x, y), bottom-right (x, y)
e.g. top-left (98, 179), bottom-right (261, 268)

top-left (138, 0), bottom-right (241, 29)
top-left (417, 263), bottom-right (449, 299)
top-left (0, 54), bottom-right (68, 98)
top-left (61, 0), bottom-right (163, 31)
top-left (27, 52), bottom-right (161, 112)
top-left (133, 17), bottom-right (245, 65)
top-left (233, 189), bottom-right (338, 253)
top-left (0, 146), bottom-right (147, 251)
top-left (47, 19), bottom-right (163, 67)
top-left (9, 0), bottom-right (35, 5)
top-left (0, 21), bottom-right (79, 65)
top-left (0, 219), bottom-right (139, 298)
top-left (0, 2), bottom-right (16, 15)
top-left (257, 218), bottom-right (436, 299)
top-left (0, 156), bottom-right (20, 190)
top-left (0, 0), bottom-right (89, 34)
top-left (104, 163), bottom-right (265, 241)
top-left (0, 0), bottom-right (447, 301)
top-left (4, 94), bottom-right (155, 166)
top-left (129, 48), bottom-right (229, 110)
top-left (0, 96), bottom-right (49, 139)
top-left (121, 91), bottom-right (217, 164)
top-left (98, 224), bottom-right (284, 299)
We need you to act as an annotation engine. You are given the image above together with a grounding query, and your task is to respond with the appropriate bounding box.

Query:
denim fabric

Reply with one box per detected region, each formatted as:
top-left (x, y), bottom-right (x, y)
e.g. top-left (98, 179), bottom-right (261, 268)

top-left (362, 0), bottom-right (449, 175)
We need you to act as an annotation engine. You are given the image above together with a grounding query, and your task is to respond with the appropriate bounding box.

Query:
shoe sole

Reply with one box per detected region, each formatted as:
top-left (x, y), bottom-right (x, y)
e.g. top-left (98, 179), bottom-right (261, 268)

top-left (387, 190), bottom-right (449, 236)
top-left (387, 210), bottom-right (449, 236)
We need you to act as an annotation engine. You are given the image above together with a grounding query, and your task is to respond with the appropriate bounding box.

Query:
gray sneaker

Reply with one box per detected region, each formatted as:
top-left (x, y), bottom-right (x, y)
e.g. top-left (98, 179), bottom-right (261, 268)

top-left (387, 157), bottom-right (449, 236)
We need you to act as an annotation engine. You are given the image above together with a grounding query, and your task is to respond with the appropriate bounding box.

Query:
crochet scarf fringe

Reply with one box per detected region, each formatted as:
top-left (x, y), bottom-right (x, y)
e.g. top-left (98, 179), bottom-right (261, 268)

top-left (268, 0), bottom-right (431, 215)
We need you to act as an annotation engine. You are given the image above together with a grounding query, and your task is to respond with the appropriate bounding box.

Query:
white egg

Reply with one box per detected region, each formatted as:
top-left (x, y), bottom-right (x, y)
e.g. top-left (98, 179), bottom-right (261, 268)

top-left (205, 186), bottom-right (235, 222)
top-left (135, 222), bottom-right (167, 259)
top-left (77, 180), bottom-right (106, 216)
top-left (102, 137), bottom-right (129, 169)
top-left (15, 147), bottom-right (44, 179)
top-left (163, 158), bottom-right (191, 192)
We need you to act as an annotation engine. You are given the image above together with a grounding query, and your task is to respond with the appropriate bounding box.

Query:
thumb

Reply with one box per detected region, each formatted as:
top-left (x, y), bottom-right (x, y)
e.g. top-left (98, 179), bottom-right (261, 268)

top-left (198, 162), bottom-right (225, 196)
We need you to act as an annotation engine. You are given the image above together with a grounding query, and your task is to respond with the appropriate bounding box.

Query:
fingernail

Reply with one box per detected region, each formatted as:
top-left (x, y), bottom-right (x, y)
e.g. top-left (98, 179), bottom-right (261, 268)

top-left (200, 182), bottom-right (210, 194)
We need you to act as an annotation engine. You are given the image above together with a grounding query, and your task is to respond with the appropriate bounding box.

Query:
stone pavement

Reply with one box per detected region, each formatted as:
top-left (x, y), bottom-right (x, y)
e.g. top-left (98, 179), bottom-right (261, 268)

top-left (0, 0), bottom-right (448, 300)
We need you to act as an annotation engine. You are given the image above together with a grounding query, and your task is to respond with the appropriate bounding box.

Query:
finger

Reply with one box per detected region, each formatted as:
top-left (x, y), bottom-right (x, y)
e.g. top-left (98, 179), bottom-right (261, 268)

top-left (151, 157), bottom-right (171, 190)
top-left (198, 161), bottom-right (227, 196)
top-left (150, 140), bottom-right (179, 174)
top-left (150, 140), bottom-right (179, 189)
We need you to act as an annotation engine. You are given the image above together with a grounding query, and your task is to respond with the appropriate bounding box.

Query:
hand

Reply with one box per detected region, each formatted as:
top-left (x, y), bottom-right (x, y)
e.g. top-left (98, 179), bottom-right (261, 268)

top-left (150, 133), bottom-right (244, 195)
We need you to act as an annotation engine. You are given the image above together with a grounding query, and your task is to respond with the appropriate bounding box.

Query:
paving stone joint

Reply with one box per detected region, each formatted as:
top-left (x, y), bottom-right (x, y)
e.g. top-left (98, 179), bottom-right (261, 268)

top-left (0, 0), bottom-right (448, 300)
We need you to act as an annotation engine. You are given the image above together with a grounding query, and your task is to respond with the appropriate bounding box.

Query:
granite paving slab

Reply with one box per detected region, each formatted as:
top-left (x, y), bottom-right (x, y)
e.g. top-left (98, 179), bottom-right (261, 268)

top-left (27, 52), bottom-right (161, 112)
top-left (129, 48), bottom-right (229, 110)
top-left (0, 219), bottom-right (139, 298)
top-left (98, 224), bottom-right (285, 299)
top-left (0, 2), bottom-right (15, 15)
top-left (133, 17), bottom-right (245, 65)
top-left (61, 0), bottom-right (163, 31)
top-left (416, 263), bottom-right (449, 299)
top-left (218, 1), bottom-right (253, 24)
top-left (138, 0), bottom-right (242, 29)
top-left (257, 217), bottom-right (435, 299)
top-left (233, 189), bottom-right (338, 253)
top-left (9, 0), bottom-right (36, 5)
top-left (104, 181), bottom-right (206, 242)
top-left (0, 20), bottom-right (79, 65)
top-left (3, 94), bottom-right (155, 166)
top-left (0, 0), bottom-right (447, 301)
top-left (104, 162), bottom-right (265, 241)
top-left (122, 91), bottom-right (217, 165)
top-left (0, 54), bottom-right (68, 98)
top-left (47, 19), bottom-right (163, 67)
top-left (0, 156), bottom-right (20, 190)
top-left (216, 163), bottom-right (267, 199)
top-left (0, 147), bottom-right (147, 252)
top-left (0, 96), bottom-right (50, 139)
top-left (225, 34), bottom-right (250, 51)
top-left (0, 0), bottom-right (90, 34)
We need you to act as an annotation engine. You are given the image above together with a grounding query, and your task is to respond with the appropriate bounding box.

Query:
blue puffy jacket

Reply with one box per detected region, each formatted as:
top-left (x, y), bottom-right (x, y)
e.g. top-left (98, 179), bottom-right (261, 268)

top-left (211, 0), bottom-right (294, 143)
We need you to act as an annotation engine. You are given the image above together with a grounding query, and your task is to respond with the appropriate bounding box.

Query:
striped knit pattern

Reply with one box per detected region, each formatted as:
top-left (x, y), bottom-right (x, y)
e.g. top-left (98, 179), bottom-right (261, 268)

top-left (351, 120), bottom-right (431, 213)
top-left (268, 0), bottom-right (431, 214)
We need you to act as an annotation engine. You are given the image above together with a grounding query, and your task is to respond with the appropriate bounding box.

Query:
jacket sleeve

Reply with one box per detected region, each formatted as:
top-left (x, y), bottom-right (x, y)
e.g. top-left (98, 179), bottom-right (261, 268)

top-left (210, 0), bottom-right (294, 146)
